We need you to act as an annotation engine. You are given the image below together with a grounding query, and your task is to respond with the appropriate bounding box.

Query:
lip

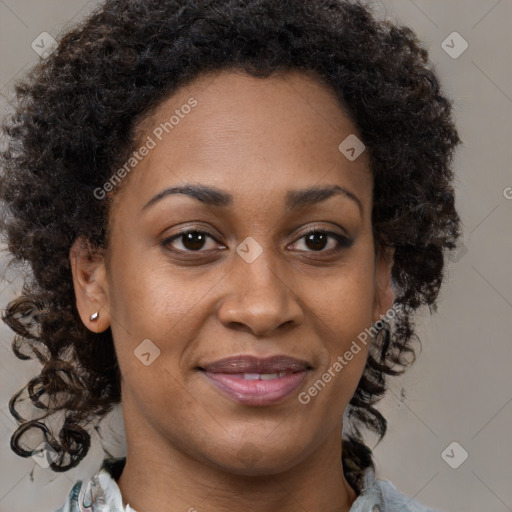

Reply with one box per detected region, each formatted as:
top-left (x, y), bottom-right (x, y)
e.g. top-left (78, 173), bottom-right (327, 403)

top-left (199, 354), bottom-right (312, 374)
top-left (198, 355), bottom-right (312, 406)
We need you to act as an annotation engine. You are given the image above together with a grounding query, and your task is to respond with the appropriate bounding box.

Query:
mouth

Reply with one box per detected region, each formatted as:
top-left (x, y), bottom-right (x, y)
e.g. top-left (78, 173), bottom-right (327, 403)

top-left (197, 354), bottom-right (312, 406)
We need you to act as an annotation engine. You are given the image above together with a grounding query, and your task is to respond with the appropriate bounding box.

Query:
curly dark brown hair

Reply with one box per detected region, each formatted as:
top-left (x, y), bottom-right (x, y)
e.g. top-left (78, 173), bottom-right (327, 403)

top-left (0, 0), bottom-right (461, 494)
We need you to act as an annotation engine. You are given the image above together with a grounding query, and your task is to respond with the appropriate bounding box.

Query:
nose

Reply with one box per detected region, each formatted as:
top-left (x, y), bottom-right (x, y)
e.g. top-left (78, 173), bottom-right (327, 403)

top-left (217, 247), bottom-right (304, 337)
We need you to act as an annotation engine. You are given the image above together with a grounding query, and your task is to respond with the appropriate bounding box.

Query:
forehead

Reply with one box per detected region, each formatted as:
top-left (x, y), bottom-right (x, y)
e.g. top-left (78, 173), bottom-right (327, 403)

top-left (110, 69), bottom-right (372, 216)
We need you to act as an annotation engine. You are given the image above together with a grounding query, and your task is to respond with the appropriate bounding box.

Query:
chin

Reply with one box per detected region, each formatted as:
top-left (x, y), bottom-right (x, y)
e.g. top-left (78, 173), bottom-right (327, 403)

top-left (200, 441), bottom-right (308, 477)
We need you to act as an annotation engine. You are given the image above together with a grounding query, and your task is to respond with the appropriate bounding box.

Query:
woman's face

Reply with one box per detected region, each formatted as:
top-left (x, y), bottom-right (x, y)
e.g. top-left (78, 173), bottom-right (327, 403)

top-left (71, 69), bottom-right (394, 475)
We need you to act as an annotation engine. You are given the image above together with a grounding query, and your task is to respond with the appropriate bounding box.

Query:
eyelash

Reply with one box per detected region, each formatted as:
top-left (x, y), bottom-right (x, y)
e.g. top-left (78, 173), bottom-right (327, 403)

top-left (161, 227), bottom-right (353, 256)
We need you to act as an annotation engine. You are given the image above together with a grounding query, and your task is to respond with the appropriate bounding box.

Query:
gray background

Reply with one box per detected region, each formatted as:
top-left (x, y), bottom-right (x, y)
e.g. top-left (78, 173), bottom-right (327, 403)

top-left (0, 1), bottom-right (511, 511)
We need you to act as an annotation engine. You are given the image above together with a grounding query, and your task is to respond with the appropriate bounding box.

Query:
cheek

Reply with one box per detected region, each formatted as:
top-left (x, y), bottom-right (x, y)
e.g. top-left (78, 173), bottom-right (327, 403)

top-left (107, 251), bottom-right (209, 373)
top-left (306, 257), bottom-right (376, 347)
top-left (111, 231), bottom-right (205, 315)
top-left (299, 251), bottom-right (375, 401)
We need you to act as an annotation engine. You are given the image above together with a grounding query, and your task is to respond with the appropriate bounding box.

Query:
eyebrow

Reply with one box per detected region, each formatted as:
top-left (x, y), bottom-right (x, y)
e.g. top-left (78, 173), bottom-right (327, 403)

top-left (141, 183), bottom-right (363, 216)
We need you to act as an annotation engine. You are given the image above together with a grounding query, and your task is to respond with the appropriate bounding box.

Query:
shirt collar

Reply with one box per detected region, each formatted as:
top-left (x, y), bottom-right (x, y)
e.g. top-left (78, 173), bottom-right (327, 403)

top-left (349, 465), bottom-right (386, 512)
top-left (77, 457), bottom-right (134, 512)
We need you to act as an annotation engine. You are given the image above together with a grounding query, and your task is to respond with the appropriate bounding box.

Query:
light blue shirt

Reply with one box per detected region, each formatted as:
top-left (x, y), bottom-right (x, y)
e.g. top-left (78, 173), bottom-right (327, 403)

top-left (54, 457), bottom-right (441, 512)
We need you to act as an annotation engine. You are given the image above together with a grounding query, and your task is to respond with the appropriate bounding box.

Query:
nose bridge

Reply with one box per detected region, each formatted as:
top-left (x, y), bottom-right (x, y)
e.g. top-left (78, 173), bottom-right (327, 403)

top-left (217, 237), bottom-right (303, 336)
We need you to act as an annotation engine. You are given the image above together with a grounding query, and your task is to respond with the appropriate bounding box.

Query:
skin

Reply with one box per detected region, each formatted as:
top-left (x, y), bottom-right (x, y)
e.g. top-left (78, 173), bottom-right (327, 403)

top-left (70, 69), bottom-right (395, 512)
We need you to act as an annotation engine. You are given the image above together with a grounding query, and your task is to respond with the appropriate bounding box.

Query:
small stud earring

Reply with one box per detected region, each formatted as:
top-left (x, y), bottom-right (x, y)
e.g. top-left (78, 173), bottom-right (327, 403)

top-left (90, 311), bottom-right (99, 321)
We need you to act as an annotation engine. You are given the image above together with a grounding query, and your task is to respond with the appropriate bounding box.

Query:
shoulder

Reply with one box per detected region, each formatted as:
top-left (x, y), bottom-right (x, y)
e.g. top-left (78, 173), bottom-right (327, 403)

top-left (349, 465), bottom-right (442, 512)
top-left (52, 456), bottom-right (130, 512)
top-left (52, 480), bottom-right (83, 512)
top-left (374, 479), bottom-right (442, 512)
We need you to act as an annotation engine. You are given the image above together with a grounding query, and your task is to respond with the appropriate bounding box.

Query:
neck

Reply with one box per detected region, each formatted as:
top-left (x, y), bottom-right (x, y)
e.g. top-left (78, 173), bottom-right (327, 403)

top-left (116, 401), bottom-right (358, 512)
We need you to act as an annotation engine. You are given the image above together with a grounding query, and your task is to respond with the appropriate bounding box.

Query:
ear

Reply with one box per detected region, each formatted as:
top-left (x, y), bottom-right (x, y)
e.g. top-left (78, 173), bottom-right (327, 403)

top-left (69, 237), bottom-right (111, 333)
top-left (372, 245), bottom-right (395, 324)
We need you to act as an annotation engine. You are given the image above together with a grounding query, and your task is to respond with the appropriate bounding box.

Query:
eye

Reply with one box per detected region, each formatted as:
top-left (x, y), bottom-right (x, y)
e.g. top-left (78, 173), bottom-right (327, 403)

top-left (161, 227), bottom-right (353, 255)
top-left (290, 229), bottom-right (353, 254)
top-left (162, 230), bottom-right (223, 252)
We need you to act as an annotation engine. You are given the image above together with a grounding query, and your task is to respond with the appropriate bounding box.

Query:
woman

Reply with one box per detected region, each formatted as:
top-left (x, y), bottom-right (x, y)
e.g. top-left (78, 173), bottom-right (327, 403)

top-left (0, 0), bottom-right (461, 511)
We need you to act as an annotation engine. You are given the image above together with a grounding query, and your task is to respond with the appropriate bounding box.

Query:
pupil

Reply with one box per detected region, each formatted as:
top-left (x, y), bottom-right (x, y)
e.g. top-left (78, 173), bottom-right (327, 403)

top-left (183, 232), bottom-right (205, 250)
top-left (306, 232), bottom-right (327, 251)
